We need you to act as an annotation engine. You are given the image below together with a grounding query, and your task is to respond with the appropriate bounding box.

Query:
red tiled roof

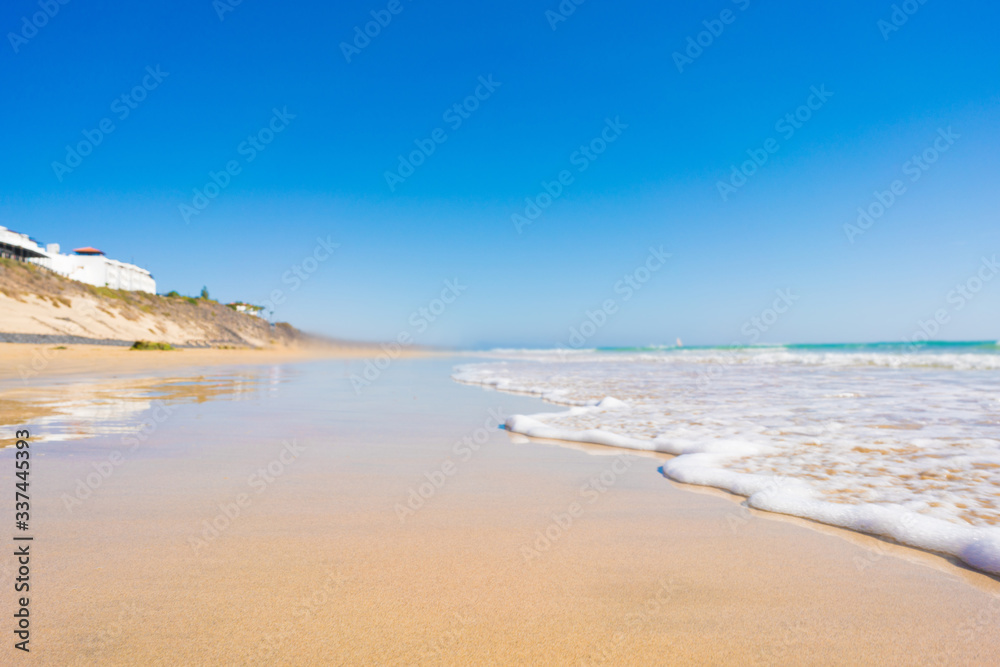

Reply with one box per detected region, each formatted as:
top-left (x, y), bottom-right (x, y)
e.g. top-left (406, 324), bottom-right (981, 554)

top-left (73, 247), bottom-right (105, 255)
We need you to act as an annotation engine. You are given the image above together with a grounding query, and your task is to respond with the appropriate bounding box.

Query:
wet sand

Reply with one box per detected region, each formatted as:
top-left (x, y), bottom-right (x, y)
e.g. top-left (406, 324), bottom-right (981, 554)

top-left (0, 341), bottom-right (426, 384)
top-left (1, 357), bottom-right (999, 665)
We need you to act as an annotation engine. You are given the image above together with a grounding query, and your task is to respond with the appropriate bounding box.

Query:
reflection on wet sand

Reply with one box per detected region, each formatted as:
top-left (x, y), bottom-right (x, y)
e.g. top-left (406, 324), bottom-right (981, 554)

top-left (503, 427), bottom-right (670, 461)
top-left (0, 366), bottom-right (287, 447)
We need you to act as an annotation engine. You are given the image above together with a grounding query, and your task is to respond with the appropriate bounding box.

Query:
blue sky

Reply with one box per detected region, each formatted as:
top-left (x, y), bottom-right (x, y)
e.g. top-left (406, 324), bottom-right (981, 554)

top-left (2, 0), bottom-right (998, 347)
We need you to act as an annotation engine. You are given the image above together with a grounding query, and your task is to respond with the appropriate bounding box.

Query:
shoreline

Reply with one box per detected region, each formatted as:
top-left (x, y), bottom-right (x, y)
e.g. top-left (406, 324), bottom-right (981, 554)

top-left (456, 360), bottom-right (1000, 580)
top-left (511, 432), bottom-right (1000, 589)
top-left (500, 413), bottom-right (1000, 579)
top-left (0, 341), bottom-right (435, 384)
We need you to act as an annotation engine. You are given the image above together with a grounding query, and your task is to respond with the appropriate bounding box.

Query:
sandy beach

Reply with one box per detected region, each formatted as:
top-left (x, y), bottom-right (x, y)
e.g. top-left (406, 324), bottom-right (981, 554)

top-left (2, 354), bottom-right (998, 665)
top-left (6, 0), bottom-right (997, 663)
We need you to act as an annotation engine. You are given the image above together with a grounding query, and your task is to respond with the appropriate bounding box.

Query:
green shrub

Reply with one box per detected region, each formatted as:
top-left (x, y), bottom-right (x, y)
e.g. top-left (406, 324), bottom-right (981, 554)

top-left (87, 285), bottom-right (131, 302)
top-left (130, 340), bottom-right (175, 351)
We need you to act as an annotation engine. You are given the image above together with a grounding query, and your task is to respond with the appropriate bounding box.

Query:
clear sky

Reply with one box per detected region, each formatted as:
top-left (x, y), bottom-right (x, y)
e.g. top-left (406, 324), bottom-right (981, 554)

top-left (2, 0), bottom-right (998, 348)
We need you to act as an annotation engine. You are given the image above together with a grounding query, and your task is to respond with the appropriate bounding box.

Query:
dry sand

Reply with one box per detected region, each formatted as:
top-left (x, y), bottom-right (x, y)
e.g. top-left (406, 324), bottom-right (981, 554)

top-left (1, 357), bottom-right (998, 665)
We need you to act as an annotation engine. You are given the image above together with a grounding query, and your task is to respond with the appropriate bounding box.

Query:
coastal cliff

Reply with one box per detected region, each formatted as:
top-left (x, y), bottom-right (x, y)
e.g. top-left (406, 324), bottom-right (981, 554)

top-left (0, 258), bottom-right (307, 348)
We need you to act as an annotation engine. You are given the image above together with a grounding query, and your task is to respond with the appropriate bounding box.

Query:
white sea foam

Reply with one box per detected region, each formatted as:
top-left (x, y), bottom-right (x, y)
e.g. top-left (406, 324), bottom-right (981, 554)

top-left (454, 348), bottom-right (1000, 575)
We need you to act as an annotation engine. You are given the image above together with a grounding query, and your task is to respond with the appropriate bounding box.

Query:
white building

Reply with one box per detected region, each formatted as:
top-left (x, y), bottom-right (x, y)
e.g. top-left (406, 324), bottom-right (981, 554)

top-left (44, 246), bottom-right (157, 294)
top-left (0, 225), bottom-right (48, 261)
top-left (228, 302), bottom-right (265, 317)
top-left (0, 225), bottom-right (156, 294)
